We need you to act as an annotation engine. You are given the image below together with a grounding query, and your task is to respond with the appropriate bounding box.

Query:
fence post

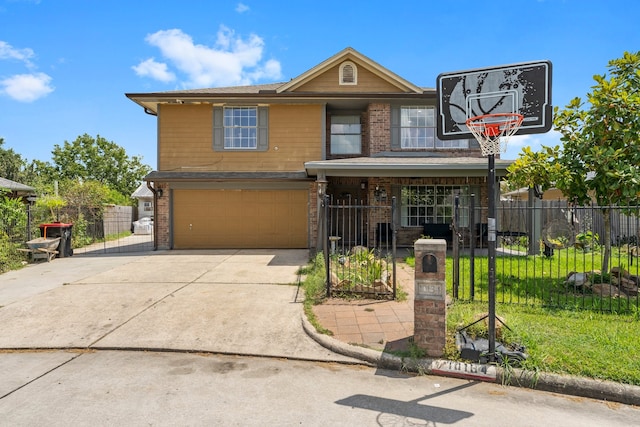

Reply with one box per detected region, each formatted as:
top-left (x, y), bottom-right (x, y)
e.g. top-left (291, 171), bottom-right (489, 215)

top-left (392, 196), bottom-right (397, 300)
top-left (528, 188), bottom-right (541, 255)
top-left (453, 195), bottom-right (459, 299)
top-left (323, 195), bottom-right (330, 298)
top-left (470, 194), bottom-right (476, 301)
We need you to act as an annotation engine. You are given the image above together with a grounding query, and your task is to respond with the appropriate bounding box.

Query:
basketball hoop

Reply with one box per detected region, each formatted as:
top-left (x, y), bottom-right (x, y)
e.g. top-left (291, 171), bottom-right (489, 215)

top-left (465, 113), bottom-right (524, 156)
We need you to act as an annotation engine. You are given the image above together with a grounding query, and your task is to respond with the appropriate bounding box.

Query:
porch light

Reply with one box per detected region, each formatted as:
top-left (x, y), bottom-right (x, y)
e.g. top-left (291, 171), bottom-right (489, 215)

top-left (317, 179), bottom-right (328, 197)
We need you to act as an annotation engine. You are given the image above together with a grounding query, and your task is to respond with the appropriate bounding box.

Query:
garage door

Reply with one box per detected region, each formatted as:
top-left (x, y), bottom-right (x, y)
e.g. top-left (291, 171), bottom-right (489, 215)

top-left (173, 189), bottom-right (308, 249)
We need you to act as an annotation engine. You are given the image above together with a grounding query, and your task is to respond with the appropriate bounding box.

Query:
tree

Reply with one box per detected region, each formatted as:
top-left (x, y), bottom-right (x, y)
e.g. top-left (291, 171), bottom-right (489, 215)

top-left (0, 138), bottom-right (27, 182)
top-left (508, 51), bottom-right (640, 273)
top-left (51, 134), bottom-right (151, 198)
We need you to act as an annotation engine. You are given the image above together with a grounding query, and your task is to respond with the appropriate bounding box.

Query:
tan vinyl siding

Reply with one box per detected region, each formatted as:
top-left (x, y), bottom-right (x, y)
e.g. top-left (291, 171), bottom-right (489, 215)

top-left (158, 104), bottom-right (322, 172)
top-left (294, 64), bottom-right (403, 93)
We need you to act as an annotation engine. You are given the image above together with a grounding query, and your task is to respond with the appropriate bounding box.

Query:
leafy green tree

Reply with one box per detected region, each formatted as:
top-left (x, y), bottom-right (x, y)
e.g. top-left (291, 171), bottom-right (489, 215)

top-left (0, 138), bottom-right (27, 182)
top-left (508, 51), bottom-right (640, 272)
top-left (22, 159), bottom-right (58, 191)
top-left (51, 134), bottom-right (151, 199)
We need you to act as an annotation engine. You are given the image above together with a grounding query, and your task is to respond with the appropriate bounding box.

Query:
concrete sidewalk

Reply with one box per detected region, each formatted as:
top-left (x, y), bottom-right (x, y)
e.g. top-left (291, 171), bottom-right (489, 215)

top-left (0, 249), bottom-right (360, 364)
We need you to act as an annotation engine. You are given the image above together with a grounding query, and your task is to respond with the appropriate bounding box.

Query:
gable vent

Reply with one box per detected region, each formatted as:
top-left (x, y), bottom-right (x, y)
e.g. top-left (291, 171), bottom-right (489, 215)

top-left (340, 61), bottom-right (357, 85)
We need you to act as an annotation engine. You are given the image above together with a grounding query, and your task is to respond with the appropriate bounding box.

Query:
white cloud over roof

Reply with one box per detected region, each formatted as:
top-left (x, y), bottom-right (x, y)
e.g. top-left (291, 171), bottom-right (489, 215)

top-left (133, 26), bottom-right (281, 88)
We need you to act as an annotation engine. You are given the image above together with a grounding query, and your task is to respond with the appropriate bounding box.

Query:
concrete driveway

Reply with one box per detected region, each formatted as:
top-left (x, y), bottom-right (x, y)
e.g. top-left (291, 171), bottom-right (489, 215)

top-left (0, 249), bottom-right (360, 363)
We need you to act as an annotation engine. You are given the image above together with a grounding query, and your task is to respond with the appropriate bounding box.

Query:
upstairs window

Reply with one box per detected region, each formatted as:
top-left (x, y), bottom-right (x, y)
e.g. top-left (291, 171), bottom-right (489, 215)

top-left (224, 107), bottom-right (256, 149)
top-left (391, 106), bottom-right (470, 150)
top-left (330, 115), bottom-right (361, 155)
top-left (213, 106), bottom-right (269, 151)
top-left (339, 61), bottom-right (357, 85)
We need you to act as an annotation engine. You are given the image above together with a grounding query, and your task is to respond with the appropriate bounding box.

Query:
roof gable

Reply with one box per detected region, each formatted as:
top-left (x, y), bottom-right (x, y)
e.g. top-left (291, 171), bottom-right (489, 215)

top-left (277, 47), bottom-right (423, 94)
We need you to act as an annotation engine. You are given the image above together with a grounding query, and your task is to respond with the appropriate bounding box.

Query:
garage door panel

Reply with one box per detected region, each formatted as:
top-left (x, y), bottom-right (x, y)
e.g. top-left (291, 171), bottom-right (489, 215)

top-left (173, 189), bottom-right (308, 249)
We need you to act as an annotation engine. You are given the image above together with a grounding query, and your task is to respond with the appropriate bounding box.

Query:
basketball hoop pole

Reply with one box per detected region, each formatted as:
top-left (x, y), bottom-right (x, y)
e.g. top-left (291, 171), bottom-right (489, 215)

top-left (465, 113), bottom-right (523, 364)
top-left (487, 149), bottom-right (498, 363)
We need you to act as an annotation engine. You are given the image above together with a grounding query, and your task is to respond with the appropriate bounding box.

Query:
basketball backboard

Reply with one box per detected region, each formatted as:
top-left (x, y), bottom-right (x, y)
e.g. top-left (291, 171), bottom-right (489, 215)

top-left (436, 61), bottom-right (552, 140)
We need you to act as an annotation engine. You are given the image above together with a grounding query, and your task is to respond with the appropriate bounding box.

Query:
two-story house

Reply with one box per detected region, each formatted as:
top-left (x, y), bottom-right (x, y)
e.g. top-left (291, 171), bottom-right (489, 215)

top-left (126, 47), bottom-right (512, 251)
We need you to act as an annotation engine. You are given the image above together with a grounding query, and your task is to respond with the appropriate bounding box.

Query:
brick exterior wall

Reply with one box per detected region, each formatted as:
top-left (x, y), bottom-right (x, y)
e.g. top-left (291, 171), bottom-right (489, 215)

top-left (368, 103), bottom-right (390, 155)
top-left (309, 181), bottom-right (320, 250)
top-left (155, 182), bottom-right (170, 249)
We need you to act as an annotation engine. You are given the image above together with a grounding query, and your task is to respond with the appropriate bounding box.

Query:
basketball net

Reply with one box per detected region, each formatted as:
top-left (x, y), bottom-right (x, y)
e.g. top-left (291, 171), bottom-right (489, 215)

top-left (465, 113), bottom-right (524, 156)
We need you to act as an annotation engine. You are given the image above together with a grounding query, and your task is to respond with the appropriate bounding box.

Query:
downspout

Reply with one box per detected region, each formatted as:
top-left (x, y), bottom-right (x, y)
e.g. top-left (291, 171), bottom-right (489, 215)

top-left (146, 181), bottom-right (159, 251)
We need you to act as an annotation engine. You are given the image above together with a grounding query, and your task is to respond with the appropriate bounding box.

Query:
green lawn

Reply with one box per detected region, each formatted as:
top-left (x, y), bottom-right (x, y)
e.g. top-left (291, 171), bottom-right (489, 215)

top-left (302, 251), bottom-right (640, 386)
top-left (448, 246), bottom-right (640, 312)
top-left (407, 253), bottom-right (640, 386)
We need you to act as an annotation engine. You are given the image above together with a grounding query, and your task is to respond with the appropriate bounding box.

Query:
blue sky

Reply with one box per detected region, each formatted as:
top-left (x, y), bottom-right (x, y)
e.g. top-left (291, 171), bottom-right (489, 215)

top-left (1, 0), bottom-right (639, 169)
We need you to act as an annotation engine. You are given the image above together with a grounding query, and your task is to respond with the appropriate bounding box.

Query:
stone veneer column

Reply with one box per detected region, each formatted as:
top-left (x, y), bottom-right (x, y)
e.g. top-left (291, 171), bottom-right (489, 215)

top-left (414, 238), bottom-right (447, 357)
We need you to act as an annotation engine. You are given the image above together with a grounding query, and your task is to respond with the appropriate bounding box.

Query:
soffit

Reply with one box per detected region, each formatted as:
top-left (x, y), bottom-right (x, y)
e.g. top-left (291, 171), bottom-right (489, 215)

top-left (304, 156), bottom-right (514, 178)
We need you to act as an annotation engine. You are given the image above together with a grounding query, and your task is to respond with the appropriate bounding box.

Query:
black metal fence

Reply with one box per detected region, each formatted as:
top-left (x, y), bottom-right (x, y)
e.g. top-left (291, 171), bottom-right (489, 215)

top-left (451, 196), bottom-right (640, 313)
top-left (323, 196), bottom-right (397, 299)
top-left (0, 203), bottom-right (153, 272)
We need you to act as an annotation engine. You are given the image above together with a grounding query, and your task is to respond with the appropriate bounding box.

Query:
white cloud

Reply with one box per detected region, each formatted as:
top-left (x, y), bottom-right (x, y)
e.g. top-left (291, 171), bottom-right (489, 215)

top-left (0, 40), bottom-right (54, 101)
top-left (132, 58), bottom-right (176, 83)
top-left (0, 40), bottom-right (35, 68)
top-left (503, 130), bottom-right (562, 159)
top-left (0, 72), bottom-right (54, 102)
top-left (235, 3), bottom-right (249, 13)
top-left (134, 26), bottom-right (282, 88)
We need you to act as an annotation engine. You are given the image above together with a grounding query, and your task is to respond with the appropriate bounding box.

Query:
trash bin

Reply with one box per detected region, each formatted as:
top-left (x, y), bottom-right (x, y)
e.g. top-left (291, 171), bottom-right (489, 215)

top-left (39, 222), bottom-right (74, 257)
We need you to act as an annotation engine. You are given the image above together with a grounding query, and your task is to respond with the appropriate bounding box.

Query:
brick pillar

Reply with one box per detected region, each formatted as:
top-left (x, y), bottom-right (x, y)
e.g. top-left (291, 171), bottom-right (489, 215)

top-left (414, 239), bottom-right (447, 357)
top-left (155, 183), bottom-right (170, 250)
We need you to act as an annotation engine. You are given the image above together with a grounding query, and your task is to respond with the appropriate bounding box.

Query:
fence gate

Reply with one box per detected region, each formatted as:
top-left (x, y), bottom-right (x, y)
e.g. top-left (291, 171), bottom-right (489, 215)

top-left (322, 196), bottom-right (397, 299)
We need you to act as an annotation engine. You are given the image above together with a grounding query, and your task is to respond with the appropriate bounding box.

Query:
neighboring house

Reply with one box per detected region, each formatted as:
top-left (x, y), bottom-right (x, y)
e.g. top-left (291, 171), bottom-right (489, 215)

top-left (131, 183), bottom-right (154, 220)
top-left (0, 177), bottom-right (35, 200)
top-left (126, 47), bottom-right (513, 250)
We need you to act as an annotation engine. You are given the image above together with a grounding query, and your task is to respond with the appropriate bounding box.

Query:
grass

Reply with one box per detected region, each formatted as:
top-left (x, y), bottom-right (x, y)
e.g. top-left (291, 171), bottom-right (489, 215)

top-left (300, 251), bottom-right (640, 386)
top-left (410, 246), bottom-right (640, 312)
top-left (297, 253), bottom-right (334, 336)
top-left (405, 253), bottom-right (640, 386)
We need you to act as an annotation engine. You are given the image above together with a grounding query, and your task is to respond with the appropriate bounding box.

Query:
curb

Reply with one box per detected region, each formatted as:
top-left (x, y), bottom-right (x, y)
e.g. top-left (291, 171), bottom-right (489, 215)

top-left (301, 314), bottom-right (640, 406)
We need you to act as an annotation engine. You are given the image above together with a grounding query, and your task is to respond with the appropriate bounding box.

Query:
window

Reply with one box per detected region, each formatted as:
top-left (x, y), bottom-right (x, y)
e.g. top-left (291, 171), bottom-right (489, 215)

top-left (213, 106), bottom-right (268, 151)
top-left (391, 106), bottom-right (470, 150)
top-left (339, 61), bottom-right (357, 85)
top-left (401, 185), bottom-right (470, 226)
top-left (330, 115), bottom-right (361, 155)
top-left (143, 201), bottom-right (153, 212)
top-left (224, 107), bottom-right (256, 149)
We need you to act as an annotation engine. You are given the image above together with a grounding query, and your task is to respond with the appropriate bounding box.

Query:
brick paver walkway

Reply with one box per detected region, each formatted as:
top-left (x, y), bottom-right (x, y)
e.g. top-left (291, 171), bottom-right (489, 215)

top-left (312, 263), bottom-right (415, 352)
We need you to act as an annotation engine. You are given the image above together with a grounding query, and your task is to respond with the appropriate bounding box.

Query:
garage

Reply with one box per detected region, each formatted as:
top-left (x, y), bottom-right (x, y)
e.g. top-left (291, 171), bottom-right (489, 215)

top-left (172, 189), bottom-right (309, 249)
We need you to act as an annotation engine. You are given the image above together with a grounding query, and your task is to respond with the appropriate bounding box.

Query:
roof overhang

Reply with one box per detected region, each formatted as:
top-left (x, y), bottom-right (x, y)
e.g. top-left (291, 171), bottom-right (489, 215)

top-left (125, 91), bottom-right (435, 115)
top-left (304, 156), bottom-right (514, 178)
top-left (0, 177), bottom-right (35, 194)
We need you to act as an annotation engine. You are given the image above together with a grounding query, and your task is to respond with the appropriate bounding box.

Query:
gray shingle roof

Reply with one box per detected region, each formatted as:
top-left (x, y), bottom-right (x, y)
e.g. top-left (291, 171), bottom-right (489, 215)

top-left (0, 177), bottom-right (35, 192)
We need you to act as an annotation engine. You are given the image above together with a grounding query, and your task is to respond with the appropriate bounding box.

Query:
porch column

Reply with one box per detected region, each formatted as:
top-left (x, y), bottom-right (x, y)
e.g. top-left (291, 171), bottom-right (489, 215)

top-left (414, 238), bottom-right (447, 357)
top-left (315, 176), bottom-right (328, 253)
